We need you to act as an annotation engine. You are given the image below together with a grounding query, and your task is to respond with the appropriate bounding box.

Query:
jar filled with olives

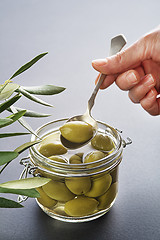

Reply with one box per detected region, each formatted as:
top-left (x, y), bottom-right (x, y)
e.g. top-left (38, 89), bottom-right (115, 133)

top-left (29, 118), bottom-right (130, 223)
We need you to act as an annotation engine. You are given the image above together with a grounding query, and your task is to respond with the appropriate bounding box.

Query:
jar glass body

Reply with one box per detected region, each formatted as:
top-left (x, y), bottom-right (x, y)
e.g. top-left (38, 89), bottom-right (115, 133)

top-left (30, 119), bottom-right (123, 223)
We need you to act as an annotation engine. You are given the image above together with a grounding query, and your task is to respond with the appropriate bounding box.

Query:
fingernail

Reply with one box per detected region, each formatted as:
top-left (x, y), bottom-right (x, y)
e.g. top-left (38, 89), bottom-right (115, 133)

top-left (147, 89), bottom-right (156, 99)
top-left (144, 74), bottom-right (155, 86)
top-left (92, 58), bottom-right (108, 67)
top-left (126, 72), bottom-right (138, 84)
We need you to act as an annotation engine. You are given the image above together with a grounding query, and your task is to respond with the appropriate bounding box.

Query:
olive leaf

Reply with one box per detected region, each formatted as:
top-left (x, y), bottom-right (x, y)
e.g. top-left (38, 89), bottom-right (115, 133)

top-left (17, 87), bottom-right (53, 107)
top-left (0, 141), bottom-right (39, 174)
top-left (0, 110), bottom-right (26, 129)
top-left (8, 110), bottom-right (27, 121)
top-left (0, 94), bottom-right (21, 113)
top-left (16, 117), bottom-right (40, 138)
top-left (22, 85), bottom-right (65, 95)
top-left (0, 83), bottom-right (19, 101)
top-left (0, 197), bottom-right (23, 208)
top-left (9, 52), bottom-right (48, 80)
top-left (7, 106), bottom-right (51, 118)
top-left (0, 118), bottom-right (13, 128)
top-left (14, 140), bottom-right (40, 154)
top-left (0, 132), bottom-right (30, 138)
top-left (0, 151), bottom-right (19, 166)
top-left (0, 177), bottom-right (51, 189)
top-left (0, 80), bottom-right (11, 93)
top-left (0, 187), bottom-right (40, 198)
top-left (10, 105), bottom-right (41, 138)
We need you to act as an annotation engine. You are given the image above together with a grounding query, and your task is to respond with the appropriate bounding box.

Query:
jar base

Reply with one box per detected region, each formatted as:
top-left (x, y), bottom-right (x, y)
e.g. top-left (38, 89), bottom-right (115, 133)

top-left (36, 198), bottom-right (116, 223)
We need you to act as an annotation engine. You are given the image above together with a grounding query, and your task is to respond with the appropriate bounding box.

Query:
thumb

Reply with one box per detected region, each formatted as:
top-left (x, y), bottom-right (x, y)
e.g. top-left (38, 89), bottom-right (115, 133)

top-left (92, 39), bottom-right (146, 75)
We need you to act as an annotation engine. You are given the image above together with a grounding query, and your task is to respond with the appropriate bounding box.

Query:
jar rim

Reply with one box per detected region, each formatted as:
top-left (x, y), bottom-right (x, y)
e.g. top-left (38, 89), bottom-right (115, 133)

top-left (30, 118), bottom-right (123, 176)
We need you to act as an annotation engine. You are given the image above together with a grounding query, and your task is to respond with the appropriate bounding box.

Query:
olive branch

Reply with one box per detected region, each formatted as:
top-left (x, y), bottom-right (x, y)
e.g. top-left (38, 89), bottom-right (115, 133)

top-left (0, 52), bottom-right (65, 208)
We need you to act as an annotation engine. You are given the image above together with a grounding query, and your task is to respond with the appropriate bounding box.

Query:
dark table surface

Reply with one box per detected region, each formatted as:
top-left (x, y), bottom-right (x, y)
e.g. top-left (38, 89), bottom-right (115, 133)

top-left (1, 1), bottom-right (160, 240)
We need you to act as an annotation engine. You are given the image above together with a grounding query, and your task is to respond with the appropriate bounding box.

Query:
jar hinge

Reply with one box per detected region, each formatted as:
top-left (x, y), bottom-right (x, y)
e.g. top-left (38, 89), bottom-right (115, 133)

top-left (122, 137), bottom-right (132, 148)
top-left (17, 156), bottom-right (40, 203)
top-left (115, 128), bottom-right (132, 148)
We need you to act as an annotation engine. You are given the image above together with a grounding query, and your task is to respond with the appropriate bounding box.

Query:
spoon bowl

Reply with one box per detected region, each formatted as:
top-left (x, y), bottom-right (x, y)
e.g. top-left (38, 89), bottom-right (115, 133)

top-left (60, 35), bottom-right (127, 149)
top-left (60, 113), bottom-right (97, 149)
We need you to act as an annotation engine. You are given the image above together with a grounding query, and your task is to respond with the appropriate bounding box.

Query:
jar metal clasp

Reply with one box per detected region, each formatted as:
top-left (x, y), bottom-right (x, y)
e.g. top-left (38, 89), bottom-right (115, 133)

top-left (122, 137), bottom-right (132, 148)
top-left (115, 128), bottom-right (132, 148)
top-left (17, 156), bottom-right (39, 203)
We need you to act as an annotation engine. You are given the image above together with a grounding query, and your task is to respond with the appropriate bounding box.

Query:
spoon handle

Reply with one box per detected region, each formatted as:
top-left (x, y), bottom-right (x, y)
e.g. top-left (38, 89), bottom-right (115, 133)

top-left (87, 73), bottom-right (106, 112)
top-left (87, 34), bottom-right (127, 113)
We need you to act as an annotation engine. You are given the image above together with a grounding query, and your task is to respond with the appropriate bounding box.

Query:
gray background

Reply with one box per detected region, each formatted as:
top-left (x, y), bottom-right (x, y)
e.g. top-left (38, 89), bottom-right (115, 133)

top-left (0, 1), bottom-right (160, 240)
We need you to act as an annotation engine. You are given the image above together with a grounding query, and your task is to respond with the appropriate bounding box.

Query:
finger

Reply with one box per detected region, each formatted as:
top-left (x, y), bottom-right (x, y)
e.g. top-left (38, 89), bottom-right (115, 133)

top-left (92, 38), bottom-right (146, 75)
top-left (95, 73), bottom-right (101, 85)
top-left (115, 66), bottom-right (145, 90)
top-left (95, 65), bottom-right (145, 90)
top-left (142, 59), bottom-right (160, 92)
top-left (100, 75), bottom-right (116, 89)
top-left (140, 88), bottom-right (160, 116)
top-left (115, 70), bottom-right (140, 91)
top-left (128, 74), bottom-right (156, 103)
top-left (95, 73), bottom-right (116, 89)
top-left (134, 66), bottom-right (145, 78)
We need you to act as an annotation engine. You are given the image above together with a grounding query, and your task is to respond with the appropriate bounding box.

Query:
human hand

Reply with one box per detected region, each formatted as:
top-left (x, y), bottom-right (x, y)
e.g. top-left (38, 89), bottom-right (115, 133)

top-left (92, 27), bottom-right (160, 116)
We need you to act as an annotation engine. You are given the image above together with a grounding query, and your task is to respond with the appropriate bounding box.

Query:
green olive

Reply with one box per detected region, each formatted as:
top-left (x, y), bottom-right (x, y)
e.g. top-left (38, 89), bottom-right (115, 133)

top-left (97, 182), bottom-right (118, 210)
top-left (69, 159), bottom-right (82, 164)
top-left (53, 206), bottom-right (68, 216)
top-left (38, 140), bottom-right (67, 157)
top-left (42, 180), bottom-right (75, 202)
top-left (85, 174), bottom-right (112, 197)
top-left (65, 177), bottom-right (91, 195)
top-left (60, 121), bottom-right (94, 143)
top-left (49, 156), bottom-right (67, 163)
top-left (40, 132), bottom-right (60, 144)
top-left (69, 153), bottom-right (83, 164)
top-left (64, 196), bottom-right (98, 217)
top-left (110, 167), bottom-right (119, 183)
top-left (84, 151), bottom-right (106, 163)
top-left (36, 187), bottom-right (57, 208)
top-left (75, 153), bottom-right (84, 158)
top-left (91, 133), bottom-right (114, 152)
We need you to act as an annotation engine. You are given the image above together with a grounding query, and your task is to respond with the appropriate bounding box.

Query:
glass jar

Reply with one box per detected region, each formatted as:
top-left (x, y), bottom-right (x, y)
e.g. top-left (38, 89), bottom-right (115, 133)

top-left (29, 118), bottom-right (129, 223)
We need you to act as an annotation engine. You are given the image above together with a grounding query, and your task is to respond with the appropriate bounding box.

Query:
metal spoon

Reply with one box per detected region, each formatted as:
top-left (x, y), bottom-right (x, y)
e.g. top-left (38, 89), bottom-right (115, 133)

top-left (61, 34), bottom-right (127, 149)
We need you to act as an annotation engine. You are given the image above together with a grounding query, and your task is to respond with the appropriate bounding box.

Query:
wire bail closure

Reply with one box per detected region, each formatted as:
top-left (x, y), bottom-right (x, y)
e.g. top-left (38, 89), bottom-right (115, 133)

top-left (115, 128), bottom-right (132, 148)
top-left (122, 137), bottom-right (132, 148)
top-left (17, 156), bottom-right (39, 203)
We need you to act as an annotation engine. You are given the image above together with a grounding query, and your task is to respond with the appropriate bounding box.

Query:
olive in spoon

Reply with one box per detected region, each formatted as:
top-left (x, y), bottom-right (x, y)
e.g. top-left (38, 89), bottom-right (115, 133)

top-left (60, 35), bottom-right (127, 149)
